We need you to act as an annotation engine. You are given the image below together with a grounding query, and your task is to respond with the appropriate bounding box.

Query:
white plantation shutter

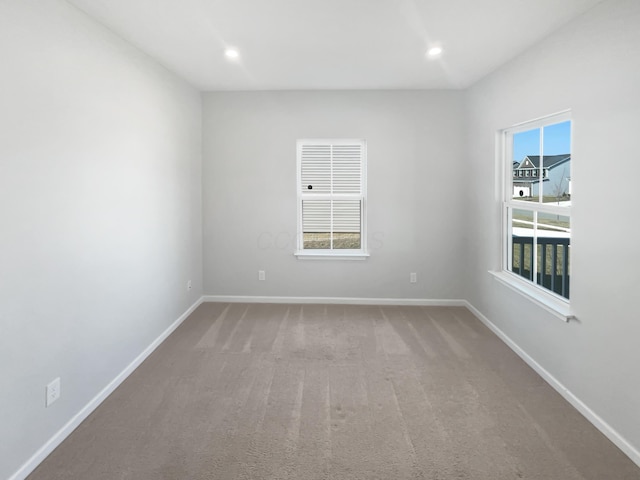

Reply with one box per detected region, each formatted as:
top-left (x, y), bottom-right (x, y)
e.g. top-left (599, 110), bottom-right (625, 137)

top-left (332, 144), bottom-right (362, 194)
top-left (301, 200), bottom-right (330, 232)
top-left (300, 144), bottom-right (331, 194)
top-left (297, 139), bottom-right (366, 252)
top-left (332, 200), bottom-right (361, 233)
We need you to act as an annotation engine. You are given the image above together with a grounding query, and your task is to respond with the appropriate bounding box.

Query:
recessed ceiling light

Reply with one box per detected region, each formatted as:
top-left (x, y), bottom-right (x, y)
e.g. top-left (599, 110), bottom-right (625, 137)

top-left (224, 48), bottom-right (239, 59)
top-left (427, 46), bottom-right (443, 58)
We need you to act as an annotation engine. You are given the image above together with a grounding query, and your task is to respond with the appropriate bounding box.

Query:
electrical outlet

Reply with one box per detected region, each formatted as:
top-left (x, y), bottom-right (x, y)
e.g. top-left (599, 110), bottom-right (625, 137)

top-left (258, 270), bottom-right (266, 281)
top-left (187, 280), bottom-right (192, 290)
top-left (410, 272), bottom-right (417, 283)
top-left (46, 377), bottom-right (61, 407)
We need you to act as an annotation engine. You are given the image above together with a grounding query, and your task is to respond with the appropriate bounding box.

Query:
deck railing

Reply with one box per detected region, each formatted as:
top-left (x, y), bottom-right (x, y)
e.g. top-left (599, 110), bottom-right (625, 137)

top-left (511, 236), bottom-right (570, 299)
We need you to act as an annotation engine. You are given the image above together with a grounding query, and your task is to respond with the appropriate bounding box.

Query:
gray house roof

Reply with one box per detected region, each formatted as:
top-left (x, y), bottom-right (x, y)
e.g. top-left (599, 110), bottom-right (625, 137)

top-left (517, 154), bottom-right (570, 169)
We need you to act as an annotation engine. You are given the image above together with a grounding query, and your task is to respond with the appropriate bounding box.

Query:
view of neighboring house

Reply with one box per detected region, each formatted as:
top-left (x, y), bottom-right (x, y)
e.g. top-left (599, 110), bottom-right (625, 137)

top-left (513, 154), bottom-right (571, 198)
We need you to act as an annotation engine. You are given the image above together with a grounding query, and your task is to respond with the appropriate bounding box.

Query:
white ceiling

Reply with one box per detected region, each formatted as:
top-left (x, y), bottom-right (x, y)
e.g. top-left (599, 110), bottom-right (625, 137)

top-left (66, 0), bottom-right (603, 91)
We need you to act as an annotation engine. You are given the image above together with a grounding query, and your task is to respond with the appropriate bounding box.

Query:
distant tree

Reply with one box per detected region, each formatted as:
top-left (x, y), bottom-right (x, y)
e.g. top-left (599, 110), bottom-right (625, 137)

top-left (551, 167), bottom-right (569, 204)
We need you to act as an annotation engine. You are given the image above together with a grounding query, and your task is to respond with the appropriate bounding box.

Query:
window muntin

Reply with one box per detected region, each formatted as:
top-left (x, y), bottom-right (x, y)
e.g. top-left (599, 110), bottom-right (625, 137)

top-left (503, 113), bottom-right (571, 300)
top-left (296, 139), bottom-right (366, 256)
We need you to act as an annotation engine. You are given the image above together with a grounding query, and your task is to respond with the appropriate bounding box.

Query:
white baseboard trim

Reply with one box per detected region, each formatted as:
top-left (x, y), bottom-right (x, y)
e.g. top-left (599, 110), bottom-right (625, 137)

top-left (464, 300), bottom-right (640, 469)
top-left (202, 295), bottom-right (467, 306)
top-left (8, 296), bottom-right (204, 480)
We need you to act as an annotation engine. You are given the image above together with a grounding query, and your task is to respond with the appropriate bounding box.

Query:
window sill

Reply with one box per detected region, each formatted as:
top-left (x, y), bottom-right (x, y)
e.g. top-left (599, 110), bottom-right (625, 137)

top-left (294, 251), bottom-right (370, 261)
top-left (489, 270), bottom-right (575, 322)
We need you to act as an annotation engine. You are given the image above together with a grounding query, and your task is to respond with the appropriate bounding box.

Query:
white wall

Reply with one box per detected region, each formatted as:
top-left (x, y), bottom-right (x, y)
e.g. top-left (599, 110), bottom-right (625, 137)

top-left (202, 91), bottom-right (466, 300)
top-left (465, 0), bottom-right (640, 462)
top-left (0, 1), bottom-right (202, 478)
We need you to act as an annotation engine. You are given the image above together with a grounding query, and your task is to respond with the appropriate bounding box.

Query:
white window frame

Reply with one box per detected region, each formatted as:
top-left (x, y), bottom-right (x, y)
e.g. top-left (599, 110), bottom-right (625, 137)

top-left (490, 111), bottom-right (575, 322)
top-left (295, 139), bottom-right (368, 260)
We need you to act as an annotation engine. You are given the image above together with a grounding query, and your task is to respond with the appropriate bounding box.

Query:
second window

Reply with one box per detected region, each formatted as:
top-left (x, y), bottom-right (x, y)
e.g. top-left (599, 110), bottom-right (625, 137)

top-left (296, 139), bottom-right (366, 255)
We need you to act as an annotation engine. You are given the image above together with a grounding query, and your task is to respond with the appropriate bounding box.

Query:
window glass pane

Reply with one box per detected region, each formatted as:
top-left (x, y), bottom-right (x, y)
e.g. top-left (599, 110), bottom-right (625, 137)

top-left (541, 121), bottom-right (571, 204)
top-left (512, 128), bottom-right (540, 200)
top-left (511, 208), bottom-right (534, 280)
top-left (536, 212), bottom-right (570, 298)
top-left (302, 200), bottom-right (331, 249)
top-left (332, 200), bottom-right (361, 249)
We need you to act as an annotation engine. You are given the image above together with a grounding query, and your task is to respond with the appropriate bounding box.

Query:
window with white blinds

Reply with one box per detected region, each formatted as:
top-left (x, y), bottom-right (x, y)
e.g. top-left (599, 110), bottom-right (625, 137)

top-left (296, 139), bottom-right (367, 256)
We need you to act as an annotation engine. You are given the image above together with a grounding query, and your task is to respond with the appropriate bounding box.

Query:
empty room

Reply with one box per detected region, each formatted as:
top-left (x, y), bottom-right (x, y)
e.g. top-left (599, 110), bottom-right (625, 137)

top-left (1, 0), bottom-right (639, 479)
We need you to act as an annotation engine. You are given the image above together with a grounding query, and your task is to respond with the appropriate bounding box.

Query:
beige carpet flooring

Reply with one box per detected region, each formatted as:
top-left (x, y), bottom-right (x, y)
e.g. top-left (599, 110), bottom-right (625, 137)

top-left (28, 303), bottom-right (640, 479)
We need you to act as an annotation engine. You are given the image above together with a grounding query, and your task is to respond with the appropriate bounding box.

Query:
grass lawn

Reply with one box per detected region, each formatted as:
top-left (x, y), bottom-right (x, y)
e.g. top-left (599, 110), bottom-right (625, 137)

top-left (303, 232), bottom-right (361, 249)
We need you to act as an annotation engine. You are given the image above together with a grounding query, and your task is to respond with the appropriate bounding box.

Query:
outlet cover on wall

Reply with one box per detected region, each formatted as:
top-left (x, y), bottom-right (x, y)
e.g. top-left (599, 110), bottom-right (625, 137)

top-left (187, 280), bottom-right (192, 290)
top-left (410, 272), bottom-right (417, 283)
top-left (258, 270), bottom-right (265, 281)
top-left (46, 377), bottom-right (61, 407)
